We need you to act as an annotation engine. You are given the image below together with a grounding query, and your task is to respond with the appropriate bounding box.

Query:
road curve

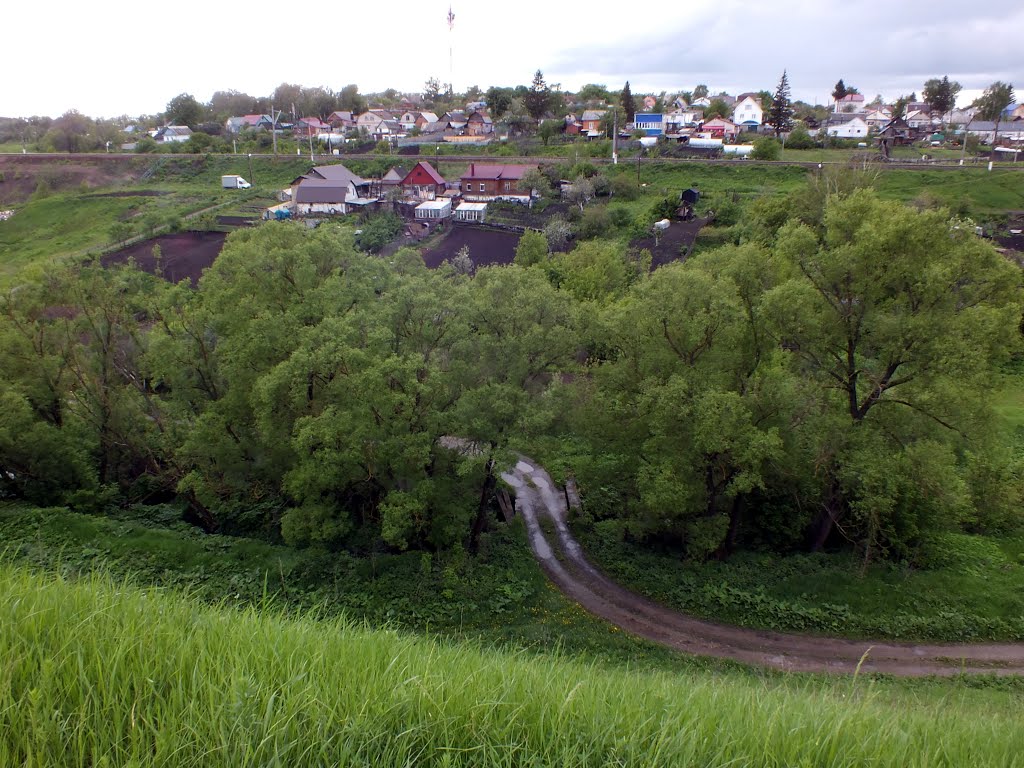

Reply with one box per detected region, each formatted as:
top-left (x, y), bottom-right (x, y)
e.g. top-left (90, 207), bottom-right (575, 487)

top-left (502, 457), bottom-right (1024, 677)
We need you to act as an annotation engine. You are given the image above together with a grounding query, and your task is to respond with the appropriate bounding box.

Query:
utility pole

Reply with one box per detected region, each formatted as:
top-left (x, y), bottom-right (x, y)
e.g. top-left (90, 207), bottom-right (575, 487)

top-left (271, 102), bottom-right (278, 156)
top-left (612, 108), bottom-right (618, 164)
top-left (247, 153), bottom-right (255, 187)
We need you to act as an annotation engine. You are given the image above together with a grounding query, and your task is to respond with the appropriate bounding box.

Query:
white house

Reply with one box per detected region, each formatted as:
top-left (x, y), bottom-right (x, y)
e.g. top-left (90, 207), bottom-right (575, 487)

top-left (665, 108), bottom-right (702, 130)
top-left (731, 95), bottom-right (763, 131)
top-left (827, 117), bottom-right (869, 138)
top-left (835, 93), bottom-right (865, 113)
top-left (864, 110), bottom-right (892, 130)
top-left (905, 110), bottom-right (937, 130)
top-left (154, 125), bottom-right (192, 143)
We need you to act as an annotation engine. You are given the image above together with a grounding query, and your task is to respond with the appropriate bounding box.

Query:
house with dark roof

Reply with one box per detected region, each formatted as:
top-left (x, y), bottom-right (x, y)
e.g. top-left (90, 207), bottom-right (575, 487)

top-left (460, 163), bottom-right (538, 202)
top-left (466, 111), bottom-right (493, 136)
top-left (581, 110), bottom-right (607, 136)
top-left (154, 125), bottom-right (193, 143)
top-left (294, 180), bottom-right (351, 215)
top-left (290, 164), bottom-right (376, 215)
top-left (381, 165), bottom-right (409, 191)
top-left (400, 161), bottom-right (447, 200)
top-left (226, 114), bottom-right (275, 133)
top-left (295, 117), bottom-right (329, 136)
top-left (327, 111), bottom-right (356, 131)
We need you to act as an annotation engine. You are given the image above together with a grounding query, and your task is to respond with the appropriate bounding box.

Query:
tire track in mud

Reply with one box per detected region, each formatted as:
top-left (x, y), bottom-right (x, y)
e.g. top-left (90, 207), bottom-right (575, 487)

top-left (502, 457), bottom-right (1024, 677)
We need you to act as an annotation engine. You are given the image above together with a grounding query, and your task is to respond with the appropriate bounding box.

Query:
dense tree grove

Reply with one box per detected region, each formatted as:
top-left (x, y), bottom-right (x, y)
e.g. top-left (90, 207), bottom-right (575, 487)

top-left (1, 183), bottom-right (1021, 566)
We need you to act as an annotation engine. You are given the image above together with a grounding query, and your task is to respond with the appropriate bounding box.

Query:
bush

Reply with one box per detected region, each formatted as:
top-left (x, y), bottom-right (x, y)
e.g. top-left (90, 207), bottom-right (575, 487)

top-left (784, 125), bottom-right (815, 150)
top-left (355, 212), bottom-right (403, 253)
top-left (751, 136), bottom-right (782, 161)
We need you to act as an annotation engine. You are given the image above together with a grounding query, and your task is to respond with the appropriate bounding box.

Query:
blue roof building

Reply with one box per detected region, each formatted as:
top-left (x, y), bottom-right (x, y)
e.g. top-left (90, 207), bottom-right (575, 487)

top-left (633, 113), bottom-right (664, 136)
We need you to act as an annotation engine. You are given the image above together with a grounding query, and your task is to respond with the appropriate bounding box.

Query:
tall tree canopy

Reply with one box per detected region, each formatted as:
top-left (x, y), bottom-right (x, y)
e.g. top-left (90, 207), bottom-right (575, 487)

top-left (164, 93), bottom-right (204, 127)
top-left (525, 70), bottom-right (552, 120)
top-left (620, 82), bottom-right (636, 122)
top-left (768, 70), bottom-right (794, 137)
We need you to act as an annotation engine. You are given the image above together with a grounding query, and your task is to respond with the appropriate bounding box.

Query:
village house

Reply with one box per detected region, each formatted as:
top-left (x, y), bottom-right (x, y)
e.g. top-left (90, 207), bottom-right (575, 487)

top-left (380, 165), bottom-right (409, 194)
top-left (460, 163), bottom-right (538, 202)
top-left (356, 110), bottom-right (393, 133)
top-left (581, 110), bottom-right (607, 136)
top-left (863, 109), bottom-right (892, 131)
top-left (326, 111), bottom-right (356, 132)
top-left (732, 94), bottom-right (763, 132)
top-left (826, 116), bottom-right (869, 138)
top-left (400, 161), bottom-right (447, 200)
top-left (835, 93), bottom-right (866, 112)
top-left (904, 110), bottom-right (937, 130)
top-left (154, 125), bottom-right (192, 143)
top-left (634, 113), bottom-right (664, 136)
top-left (290, 164), bottom-right (376, 216)
top-left (701, 117), bottom-right (738, 141)
top-left (225, 114), bottom-right (275, 134)
top-left (466, 111), bottom-right (494, 136)
top-left (295, 117), bottom-right (329, 136)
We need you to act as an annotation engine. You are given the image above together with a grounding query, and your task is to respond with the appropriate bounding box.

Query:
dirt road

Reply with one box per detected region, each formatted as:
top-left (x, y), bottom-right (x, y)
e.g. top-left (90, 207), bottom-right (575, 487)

top-left (502, 458), bottom-right (1024, 677)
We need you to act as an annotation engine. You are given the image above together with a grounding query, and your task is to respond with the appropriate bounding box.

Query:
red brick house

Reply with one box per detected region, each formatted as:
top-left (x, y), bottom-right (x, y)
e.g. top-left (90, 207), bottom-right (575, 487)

top-left (400, 161), bottom-right (447, 200)
top-left (460, 163), bottom-right (538, 201)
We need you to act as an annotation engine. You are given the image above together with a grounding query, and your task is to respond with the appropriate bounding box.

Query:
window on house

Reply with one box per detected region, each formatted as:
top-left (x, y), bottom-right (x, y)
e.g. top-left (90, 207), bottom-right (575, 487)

top-left (480, 183), bottom-right (485, 192)
top-left (504, 181), bottom-right (512, 191)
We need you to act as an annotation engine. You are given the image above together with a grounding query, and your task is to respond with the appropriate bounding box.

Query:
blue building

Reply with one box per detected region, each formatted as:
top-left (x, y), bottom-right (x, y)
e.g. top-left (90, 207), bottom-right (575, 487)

top-left (633, 113), bottom-right (664, 136)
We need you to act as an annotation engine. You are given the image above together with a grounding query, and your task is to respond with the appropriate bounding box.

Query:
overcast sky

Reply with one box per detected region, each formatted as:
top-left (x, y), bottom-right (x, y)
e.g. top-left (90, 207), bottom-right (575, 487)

top-left (5, 0), bottom-right (1021, 118)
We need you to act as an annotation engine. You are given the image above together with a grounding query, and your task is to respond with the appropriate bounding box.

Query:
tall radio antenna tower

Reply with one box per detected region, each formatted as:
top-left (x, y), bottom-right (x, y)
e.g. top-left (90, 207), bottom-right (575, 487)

top-left (447, 5), bottom-right (455, 92)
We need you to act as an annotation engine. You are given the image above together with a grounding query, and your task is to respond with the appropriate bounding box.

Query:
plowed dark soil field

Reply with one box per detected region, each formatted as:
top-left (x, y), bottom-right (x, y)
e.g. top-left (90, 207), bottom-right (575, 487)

top-left (102, 231), bottom-right (227, 285)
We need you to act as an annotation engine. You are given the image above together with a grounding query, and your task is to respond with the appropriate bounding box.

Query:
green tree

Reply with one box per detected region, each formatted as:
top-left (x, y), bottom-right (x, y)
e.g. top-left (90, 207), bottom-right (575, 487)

top-left (750, 136), bottom-right (781, 160)
top-left (620, 81), bottom-right (636, 122)
top-left (164, 93), bottom-right (205, 128)
top-left (578, 83), bottom-right (611, 104)
top-left (974, 81), bottom-right (1015, 158)
top-left (484, 86), bottom-right (513, 118)
top-left (514, 230), bottom-right (548, 267)
top-left (704, 98), bottom-right (730, 120)
top-left (831, 79), bottom-right (847, 110)
top-left (337, 84), bottom-right (367, 114)
top-left (538, 119), bottom-right (563, 145)
top-left (767, 70), bottom-right (794, 137)
top-left (693, 84), bottom-right (709, 99)
top-left (763, 190), bottom-right (1022, 554)
top-left (922, 76), bottom-right (962, 123)
top-left (525, 70), bottom-right (551, 120)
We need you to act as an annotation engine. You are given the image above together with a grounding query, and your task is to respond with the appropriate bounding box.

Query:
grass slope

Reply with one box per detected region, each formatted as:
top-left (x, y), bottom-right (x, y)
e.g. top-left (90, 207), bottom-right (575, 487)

top-left (4, 564), bottom-right (1024, 767)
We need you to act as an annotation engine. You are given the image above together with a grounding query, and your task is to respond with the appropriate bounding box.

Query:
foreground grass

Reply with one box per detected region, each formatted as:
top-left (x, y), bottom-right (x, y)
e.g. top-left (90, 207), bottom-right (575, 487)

top-left (4, 564), bottom-right (1024, 767)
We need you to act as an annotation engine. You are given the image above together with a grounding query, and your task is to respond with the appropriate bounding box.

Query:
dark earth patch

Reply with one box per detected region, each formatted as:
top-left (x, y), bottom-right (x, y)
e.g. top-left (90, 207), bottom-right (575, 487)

top-left (422, 226), bottom-right (521, 269)
top-left (632, 217), bottom-right (708, 269)
top-left (102, 231), bottom-right (227, 286)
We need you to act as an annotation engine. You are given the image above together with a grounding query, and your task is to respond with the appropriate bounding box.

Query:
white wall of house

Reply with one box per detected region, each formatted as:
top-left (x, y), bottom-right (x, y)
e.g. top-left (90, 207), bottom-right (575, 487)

top-left (827, 117), bottom-right (869, 138)
top-left (731, 96), bottom-right (763, 127)
top-left (296, 202), bottom-right (349, 215)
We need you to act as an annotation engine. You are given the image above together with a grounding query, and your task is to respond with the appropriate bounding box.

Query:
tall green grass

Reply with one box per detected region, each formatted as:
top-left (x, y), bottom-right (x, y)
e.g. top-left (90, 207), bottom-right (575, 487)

top-left (2, 565), bottom-right (1023, 767)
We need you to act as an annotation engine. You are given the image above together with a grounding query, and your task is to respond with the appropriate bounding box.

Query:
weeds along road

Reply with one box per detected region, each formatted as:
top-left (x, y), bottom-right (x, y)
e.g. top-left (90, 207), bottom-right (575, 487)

top-left (2, 152), bottom-right (1021, 172)
top-left (502, 457), bottom-right (1024, 677)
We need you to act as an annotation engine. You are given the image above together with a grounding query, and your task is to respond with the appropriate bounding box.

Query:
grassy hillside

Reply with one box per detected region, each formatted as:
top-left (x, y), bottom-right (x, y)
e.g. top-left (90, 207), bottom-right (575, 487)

top-left (3, 564), bottom-right (1024, 767)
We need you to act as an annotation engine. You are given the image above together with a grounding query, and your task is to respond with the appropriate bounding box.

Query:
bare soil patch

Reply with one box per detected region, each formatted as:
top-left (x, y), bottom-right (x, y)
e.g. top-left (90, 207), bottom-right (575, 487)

top-left (102, 231), bottom-right (227, 286)
top-left (422, 226), bottom-right (521, 269)
top-left (632, 217), bottom-right (708, 269)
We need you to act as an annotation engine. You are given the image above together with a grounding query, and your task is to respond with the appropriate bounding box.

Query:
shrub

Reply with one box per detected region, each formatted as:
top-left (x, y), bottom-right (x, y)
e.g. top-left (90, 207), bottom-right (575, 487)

top-left (784, 125), bottom-right (815, 150)
top-left (751, 136), bottom-right (782, 161)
